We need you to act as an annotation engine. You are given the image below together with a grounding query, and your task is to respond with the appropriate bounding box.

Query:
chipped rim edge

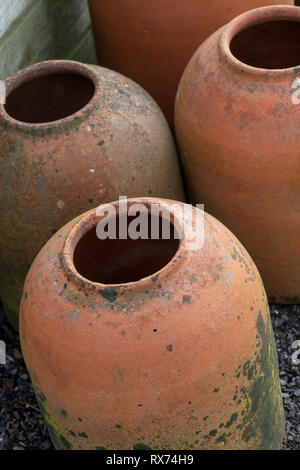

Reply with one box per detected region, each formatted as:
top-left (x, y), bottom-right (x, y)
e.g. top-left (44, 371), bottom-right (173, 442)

top-left (62, 198), bottom-right (190, 294)
top-left (219, 5), bottom-right (300, 77)
top-left (0, 60), bottom-right (100, 130)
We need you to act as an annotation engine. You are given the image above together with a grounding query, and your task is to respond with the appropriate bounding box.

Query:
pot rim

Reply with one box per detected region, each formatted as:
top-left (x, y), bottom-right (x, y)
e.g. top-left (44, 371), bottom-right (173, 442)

top-left (0, 60), bottom-right (100, 130)
top-left (220, 5), bottom-right (300, 76)
top-left (62, 198), bottom-right (193, 293)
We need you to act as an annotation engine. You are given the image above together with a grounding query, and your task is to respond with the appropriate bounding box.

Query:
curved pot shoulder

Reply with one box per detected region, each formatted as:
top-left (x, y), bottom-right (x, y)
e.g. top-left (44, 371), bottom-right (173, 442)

top-left (88, 0), bottom-right (293, 125)
top-left (0, 60), bottom-right (184, 327)
top-left (175, 5), bottom-right (300, 303)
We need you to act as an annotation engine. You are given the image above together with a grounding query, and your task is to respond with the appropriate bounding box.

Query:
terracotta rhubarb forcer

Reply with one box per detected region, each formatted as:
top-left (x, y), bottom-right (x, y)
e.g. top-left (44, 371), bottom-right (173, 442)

top-left (20, 198), bottom-right (284, 450)
top-left (0, 60), bottom-right (184, 329)
top-left (88, 0), bottom-right (293, 126)
top-left (175, 5), bottom-right (300, 304)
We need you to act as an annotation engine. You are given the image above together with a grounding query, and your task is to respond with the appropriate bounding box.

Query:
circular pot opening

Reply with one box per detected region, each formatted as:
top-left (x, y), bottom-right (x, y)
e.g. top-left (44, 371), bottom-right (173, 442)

top-left (4, 72), bottom-right (95, 123)
top-left (230, 20), bottom-right (300, 69)
top-left (73, 212), bottom-right (180, 285)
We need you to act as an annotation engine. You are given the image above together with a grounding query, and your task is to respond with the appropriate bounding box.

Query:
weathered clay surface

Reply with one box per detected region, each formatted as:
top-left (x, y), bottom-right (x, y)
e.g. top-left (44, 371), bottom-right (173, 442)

top-left (88, 0), bottom-right (292, 125)
top-left (0, 60), bottom-right (184, 328)
top-left (175, 5), bottom-right (300, 303)
top-left (20, 198), bottom-right (284, 450)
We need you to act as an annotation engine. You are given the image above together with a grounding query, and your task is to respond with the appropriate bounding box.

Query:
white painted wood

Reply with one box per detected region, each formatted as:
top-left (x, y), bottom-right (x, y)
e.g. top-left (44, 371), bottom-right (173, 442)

top-left (0, 80), bottom-right (5, 104)
top-left (0, 0), bottom-right (32, 38)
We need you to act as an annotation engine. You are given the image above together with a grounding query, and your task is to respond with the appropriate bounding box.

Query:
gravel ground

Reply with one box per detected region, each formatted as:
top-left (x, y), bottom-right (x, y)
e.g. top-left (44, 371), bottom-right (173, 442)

top-left (0, 303), bottom-right (299, 451)
top-left (270, 304), bottom-right (300, 450)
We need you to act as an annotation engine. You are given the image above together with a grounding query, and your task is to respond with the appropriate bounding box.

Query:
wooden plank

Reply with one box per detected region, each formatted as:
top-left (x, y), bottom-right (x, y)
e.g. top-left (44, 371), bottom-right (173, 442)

top-left (66, 26), bottom-right (97, 65)
top-left (47, 0), bottom-right (92, 57)
top-left (0, 0), bottom-right (96, 80)
top-left (0, 0), bottom-right (52, 80)
top-left (0, 0), bottom-right (32, 38)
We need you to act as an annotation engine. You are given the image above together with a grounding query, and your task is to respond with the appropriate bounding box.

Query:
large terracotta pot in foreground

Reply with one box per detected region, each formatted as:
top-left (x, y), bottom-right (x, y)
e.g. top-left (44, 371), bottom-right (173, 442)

top-left (88, 0), bottom-right (293, 125)
top-left (0, 60), bottom-right (184, 329)
top-left (20, 198), bottom-right (284, 450)
top-left (175, 5), bottom-right (300, 304)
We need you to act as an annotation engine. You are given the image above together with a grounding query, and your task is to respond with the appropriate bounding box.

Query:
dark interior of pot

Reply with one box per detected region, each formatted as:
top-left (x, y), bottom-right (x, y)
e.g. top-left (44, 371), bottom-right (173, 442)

top-left (230, 20), bottom-right (300, 69)
top-left (73, 213), bottom-right (180, 284)
top-left (5, 73), bottom-right (95, 123)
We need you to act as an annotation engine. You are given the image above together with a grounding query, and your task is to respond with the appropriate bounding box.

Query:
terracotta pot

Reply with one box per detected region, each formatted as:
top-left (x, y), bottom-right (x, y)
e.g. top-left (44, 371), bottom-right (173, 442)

top-left (175, 5), bottom-right (300, 304)
top-left (20, 198), bottom-right (284, 450)
top-left (0, 60), bottom-right (184, 329)
top-left (88, 0), bottom-right (293, 126)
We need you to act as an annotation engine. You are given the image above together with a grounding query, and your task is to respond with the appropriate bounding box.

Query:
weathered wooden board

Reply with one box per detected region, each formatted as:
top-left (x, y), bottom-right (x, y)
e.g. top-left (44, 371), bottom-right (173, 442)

top-left (66, 26), bottom-right (98, 65)
top-left (0, 0), bottom-right (97, 80)
top-left (0, 0), bottom-right (32, 38)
